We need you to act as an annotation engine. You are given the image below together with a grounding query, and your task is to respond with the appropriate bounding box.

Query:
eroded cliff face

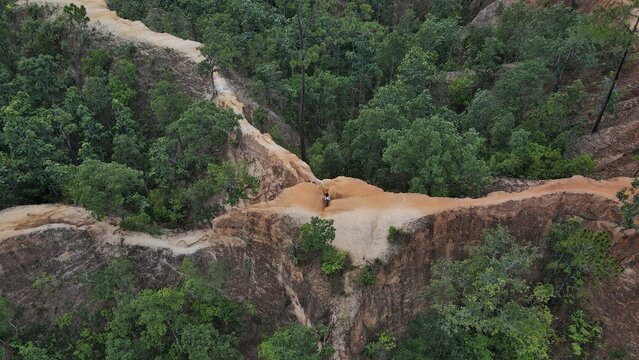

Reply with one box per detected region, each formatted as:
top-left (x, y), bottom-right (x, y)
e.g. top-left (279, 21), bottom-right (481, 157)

top-left (341, 193), bottom-right (638, 358)
top-left (0, 207), bottom-right (334, 359)
top-left (3, 1), bottom-right (639, 359)
top-left (2, 184), bottom-right (638, 358)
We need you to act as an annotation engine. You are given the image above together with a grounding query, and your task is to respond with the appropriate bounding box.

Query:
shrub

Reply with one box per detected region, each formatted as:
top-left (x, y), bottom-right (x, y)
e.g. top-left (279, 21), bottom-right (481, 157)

top-left (120, 212), bottom-right (162, 235)
top-left (33, 272), bottom-right (61, 293)
top-left (321, 246), bottom-right (348, 276)
top-left (567, 309), bottom-right (601, 359)
top-left (357, 265), bottom-right (376, 286)
top-left (617, 178), bottom-right (639, 228)
top-left (364, 331), bottom-right (396, 359)
top-left (292, 217), bottom-right (336, 263)
top-left (387, 226), bottom-right (411, 244)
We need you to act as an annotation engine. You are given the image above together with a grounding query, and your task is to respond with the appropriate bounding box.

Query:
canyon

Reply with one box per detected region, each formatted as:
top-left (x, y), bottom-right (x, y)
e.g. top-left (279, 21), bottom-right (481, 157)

top-left (1, 0), bottom-right (639, 358)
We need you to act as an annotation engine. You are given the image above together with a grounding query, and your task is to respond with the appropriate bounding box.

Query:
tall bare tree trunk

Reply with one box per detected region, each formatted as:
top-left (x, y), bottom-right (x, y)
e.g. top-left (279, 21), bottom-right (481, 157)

top-left (592, 15), bottom-right (639, 133)
top-left (297, 0), bottom-right (307, 162)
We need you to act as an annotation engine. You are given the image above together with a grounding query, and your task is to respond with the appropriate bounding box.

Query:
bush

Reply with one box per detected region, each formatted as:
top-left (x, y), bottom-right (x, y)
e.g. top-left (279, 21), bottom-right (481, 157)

top-left (364, 331), bottom-right (396, 359)
top-left (321, 246), bottom-right (348, 276)
top-left (617, 178), bottom-right (639, 228)
top-left (357, 265), bottom-right (376, 286)
top-left (120, 212), bottom-right (162, 235)
top-left (292, 217), bottom-right (336, 262)
top-left (387, 226), bottom-right (411, 244)
top-left (567, 309), bottom-right (601, 359)
top-left (33, 272), bottom-right (61, 293)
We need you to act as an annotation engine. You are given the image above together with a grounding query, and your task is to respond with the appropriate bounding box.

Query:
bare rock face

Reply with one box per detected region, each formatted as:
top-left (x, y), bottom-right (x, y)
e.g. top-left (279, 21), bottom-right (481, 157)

top-left (342, 192), bottom-right (638, 359)
top-left (469, 0), bottom-right (515, 27)
top-left (231, 120), bottom-right (318, 202)
top-left (1, 186), bottom-right (638, 359)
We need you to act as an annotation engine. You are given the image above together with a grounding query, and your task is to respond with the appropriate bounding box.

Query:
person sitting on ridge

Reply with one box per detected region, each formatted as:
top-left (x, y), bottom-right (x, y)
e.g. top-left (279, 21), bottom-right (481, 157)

top-left (323, 192), bottom-right (331, 207)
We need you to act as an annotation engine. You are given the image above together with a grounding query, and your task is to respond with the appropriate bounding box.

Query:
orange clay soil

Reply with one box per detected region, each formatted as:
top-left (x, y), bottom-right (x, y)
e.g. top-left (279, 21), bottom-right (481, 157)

top-left (238, 176), bottom-right (632, 264)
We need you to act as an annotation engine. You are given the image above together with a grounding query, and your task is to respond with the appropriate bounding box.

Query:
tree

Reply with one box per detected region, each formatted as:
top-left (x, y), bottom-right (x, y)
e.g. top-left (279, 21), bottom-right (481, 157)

top-left (149, 79), bottom-right (191, 131)
top-left (375, 10), bottom-right (416, 83)
top-left (150, 101), bottom-right (238, 187)
top-left (592, 0), bottom-right (639, 132)
top-left (412, 15), bottom-right (462, 68)
top-left (64, 160), bottom-right (145, 218)
top-left (2, 96), bottom-right (68, 205)
top-left (470, 37), bottom-right (505, 85)
top-left (309, 141), bottom-right (344, 179)
top-left (429, 0), bottom-right (463, 20)
top-left (15, 55), bottom-right (64, 106)
top-left (293, 0), bottom-right (312, 162)
top-left (382, 113), bottom-right (491, 196)
top-left (546, 218), bottom-right (622, 301)
top-left (396, 47), bottom-right (438, 90)
top-left (111, 102), bottom-right (146, 169)
top-left (341, 82), bottom-right (432, 189)
top-left (462, 89), bottom-right (503, 138)
top-left (258, 324), bottom-right (333, 360)
top-left (176, 161), bottom-right (258, 227)
top-left (617, 178), bottom-right (639, 228)
top-left (493, 61), bottom-right (550, 117)
top-left (108, 59), bottom-right (138, 106)
top-left (0, 296), bottom-right (16, 347)
top-left (447, 73), bottom-right (475, 112)
top-left (295, 217), bottom-right (335, 260)
top-left (490, 139), bottom-right (596, 179)
top-left (87, 258), bottom-right (134, 303)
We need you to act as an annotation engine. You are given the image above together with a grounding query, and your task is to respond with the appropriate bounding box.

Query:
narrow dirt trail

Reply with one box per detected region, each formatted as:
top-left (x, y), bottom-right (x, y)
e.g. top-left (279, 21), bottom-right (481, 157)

top-left (10, 0), bottom-right (634, 263)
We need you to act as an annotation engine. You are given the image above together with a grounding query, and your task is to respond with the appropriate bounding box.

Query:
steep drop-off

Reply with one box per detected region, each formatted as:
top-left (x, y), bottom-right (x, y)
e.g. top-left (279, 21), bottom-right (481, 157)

top-left (2, 0), bottom-right (639, 358)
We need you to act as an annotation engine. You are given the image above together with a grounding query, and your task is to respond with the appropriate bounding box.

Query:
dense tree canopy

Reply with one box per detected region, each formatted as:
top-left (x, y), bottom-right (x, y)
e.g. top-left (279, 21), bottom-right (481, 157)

top-left (105, 0), bottom-right (621, 195)
top-left (0, 4), bottom-right (256, 229)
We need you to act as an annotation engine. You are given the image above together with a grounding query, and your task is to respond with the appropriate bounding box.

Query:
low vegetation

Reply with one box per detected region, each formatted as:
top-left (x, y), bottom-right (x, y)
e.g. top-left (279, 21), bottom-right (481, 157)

top-left (292, 217), bottom-right (349, 276)
top-left (364, 331), bottom-right (397, 359)
top-left (357, 264), bottom-right (377, 286)
top-left (387, 226), bottom-right (412, 244)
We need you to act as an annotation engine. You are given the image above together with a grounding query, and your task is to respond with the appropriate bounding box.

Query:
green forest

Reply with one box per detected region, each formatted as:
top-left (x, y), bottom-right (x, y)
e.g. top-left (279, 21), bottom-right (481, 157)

top-left (1, 0), bottom-right (636, 220)
top-left (108, 0), bottom-right (632, 196)
top-left (0, 0), bottom-right (637, 359)
top-left (0, 2), bottom-right (257, 230)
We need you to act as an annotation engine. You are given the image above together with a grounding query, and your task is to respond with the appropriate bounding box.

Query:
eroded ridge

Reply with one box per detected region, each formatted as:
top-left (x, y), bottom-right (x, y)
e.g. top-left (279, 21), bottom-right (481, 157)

top-left (9, 0), bottom-right (633, 263)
